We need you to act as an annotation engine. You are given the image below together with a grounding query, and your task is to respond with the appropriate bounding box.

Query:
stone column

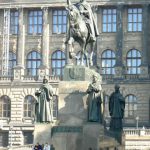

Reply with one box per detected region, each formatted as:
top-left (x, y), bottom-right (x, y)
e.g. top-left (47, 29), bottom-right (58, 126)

top-left (14, 8), bottom-right (25, 80)
top-left (38, 7), bottom-right (50, 80)
top-left (140, 4), bottom-right (149, 78)
top-left (114, 5), bottom-right (124, 78)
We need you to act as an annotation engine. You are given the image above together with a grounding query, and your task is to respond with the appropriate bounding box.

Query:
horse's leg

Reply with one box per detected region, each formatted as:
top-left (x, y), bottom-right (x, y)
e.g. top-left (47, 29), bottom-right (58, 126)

top-left (68, 37), bottom-right (74, 59)
top-left (84, 42), bottom-right (89, 67)
top-left (85, 50), bottom-right (89, 68)
top-left (89, 42), bottom-right (95, 66)
top-left (81, 39), bottom-right (87, 66)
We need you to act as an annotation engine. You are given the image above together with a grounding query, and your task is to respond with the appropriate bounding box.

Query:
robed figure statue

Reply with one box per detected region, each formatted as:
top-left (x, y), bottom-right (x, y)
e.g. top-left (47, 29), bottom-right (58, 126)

top-left (109, 84), bottom-right (125, 131)
top-left (86, 75), bottom-right (102, 123)
top-left (35, 77), bottom-right (54, 122)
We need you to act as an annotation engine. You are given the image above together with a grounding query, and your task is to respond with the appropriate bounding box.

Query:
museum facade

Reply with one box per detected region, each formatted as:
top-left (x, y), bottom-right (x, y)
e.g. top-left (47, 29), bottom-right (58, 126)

top-left (0, 0), bottom-right (149, 149)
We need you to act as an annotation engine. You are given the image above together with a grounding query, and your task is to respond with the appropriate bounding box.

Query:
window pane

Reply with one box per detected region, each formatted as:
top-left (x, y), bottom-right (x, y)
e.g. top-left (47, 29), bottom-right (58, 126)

top-left (53, 10), bottom-right (67, 34)
top-left (102, 9), bottom-right (116, 32)
top-left (128, 8), bottom-right (142, 32)
top-left (127, 49), bottom-right (141, 74)
top-left (51, 50), bottom-right (66, 76)
top-left (53, 16), bottom-right (57, 24)
top-left (10, 11), bottom-right (19, 34)
top-left (101, 50), bottom-right (116, 74)
top-left (28, 10), bottom-right (42, 34)
top-left (0, 96), bottom-right (11, 118)
top-left (125, 95), bottom-right (137, 118)
top-left (9, 52), bottom-right (16, 76)
top-left (103, 24), bottom-right (107, 32)
top-left (27, 51), bottom-right (41, 76)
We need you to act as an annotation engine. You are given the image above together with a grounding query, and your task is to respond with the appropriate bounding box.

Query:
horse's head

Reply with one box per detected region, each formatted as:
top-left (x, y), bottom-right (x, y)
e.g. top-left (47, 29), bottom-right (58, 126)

top-left (66, 1), bottom-right (80, 25)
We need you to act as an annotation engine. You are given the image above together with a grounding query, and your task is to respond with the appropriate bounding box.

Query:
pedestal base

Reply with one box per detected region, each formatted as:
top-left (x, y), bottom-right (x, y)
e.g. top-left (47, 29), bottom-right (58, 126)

top-left (98, 130), bottom-right (125, 150)
top-left (13, 66), bottom-right (24, 80)
top-left (38, 65), bottom-right (49, 80)
top-left (140, 65), bottom-right (149, 78)
top-left (63, 65), bottom-right (101, 81)
top-left (34, 123), bottom-right (52, 145)
top-left (82, 123), bottom-right (104, 150)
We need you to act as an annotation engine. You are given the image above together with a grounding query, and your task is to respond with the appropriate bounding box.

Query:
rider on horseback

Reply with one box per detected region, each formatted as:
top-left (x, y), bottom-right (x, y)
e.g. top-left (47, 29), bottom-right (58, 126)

top-left (77, 0), bottom-right (99, 42)
top-left (65, 0), bottom-right (99, 66)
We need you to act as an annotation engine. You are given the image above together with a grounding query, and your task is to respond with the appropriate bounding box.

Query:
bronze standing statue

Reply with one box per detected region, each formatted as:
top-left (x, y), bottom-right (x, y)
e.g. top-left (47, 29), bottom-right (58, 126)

top-left (35, 77), bottom-right (54, 123)
top-left (109, 84), bottom-right (125, 131)
top-left (86, 75), bottom-right (102, 122)
top-left (66, 0), bottom-right (99, 67)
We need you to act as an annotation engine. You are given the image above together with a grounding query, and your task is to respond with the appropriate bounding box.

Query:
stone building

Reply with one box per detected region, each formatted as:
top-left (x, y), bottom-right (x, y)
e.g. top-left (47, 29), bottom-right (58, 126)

top-left (0, 0), bottom-right (149, 149)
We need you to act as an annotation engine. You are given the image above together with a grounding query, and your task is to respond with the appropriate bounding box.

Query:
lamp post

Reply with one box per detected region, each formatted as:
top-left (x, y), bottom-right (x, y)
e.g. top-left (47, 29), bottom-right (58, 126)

top-left (136, 116), bottom-right (139, 129)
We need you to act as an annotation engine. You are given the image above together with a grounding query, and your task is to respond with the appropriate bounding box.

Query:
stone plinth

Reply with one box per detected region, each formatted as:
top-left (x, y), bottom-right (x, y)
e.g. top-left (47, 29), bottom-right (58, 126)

top-left (98, 130), bottom-right (125, 150)
top-left (58, 81), bottom-right (89, 125)
top-left (63, 65), bottom-right (101, 81)
top-left (51, 124), bottom-right (104, 150)
top-left (34, 123), bottom-right (52, 144)
top-left (13, 66), bottom-right (24, 80)
top-left (52, 126), bottom-right (82, 150)
top-left (82, 123), bottom-right (104, 150)
top-left (38, 65), bottom-right (49, 80)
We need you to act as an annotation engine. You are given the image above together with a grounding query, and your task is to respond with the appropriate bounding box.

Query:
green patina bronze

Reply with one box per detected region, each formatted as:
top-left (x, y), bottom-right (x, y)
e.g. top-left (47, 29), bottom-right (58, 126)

top-left (35, 77), bottom-right (54, 123)
top-left (51, 126), bottom-right (83, 136)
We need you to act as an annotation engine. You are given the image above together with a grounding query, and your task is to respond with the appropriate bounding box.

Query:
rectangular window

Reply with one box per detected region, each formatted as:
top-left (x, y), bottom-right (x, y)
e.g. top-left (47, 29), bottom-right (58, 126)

top-left (53, 10), bottom-right (67, 34)
top-left (23, 131), bottom-right (33, 145)
top-left (0, 132), bottom-right (8, 147)
top-left (10, 11), bottom-right (19, 34)
top-left (28, 10), bottom-right (43, 34)
top-left (128, 8), bottom-right (142, 32)
top-left (102, 9), bottom-right (116, 32)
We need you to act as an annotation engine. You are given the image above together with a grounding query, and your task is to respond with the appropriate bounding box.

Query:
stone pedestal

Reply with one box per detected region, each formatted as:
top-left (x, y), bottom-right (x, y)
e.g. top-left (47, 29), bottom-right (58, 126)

top-left (13, 66), bottom-right (24, 80)
top-left (33, 124), bottom-right (52, 145)
top-left (51, 126), bottom-right (82, 150)
top-left (38, 65), bottom-right (49, 80)
top-left (63, 65), bottom-right (101, 81)
top-left (98, 130), bottom-right (125, 150)
top-left (140, 65), bottom-right (149, 78)
top-left (114, 66), bottom-right (123, 79)
top-left (82, 123), bottom-right (104, 150)
top-left (58, 81), bottom-right (89, 125)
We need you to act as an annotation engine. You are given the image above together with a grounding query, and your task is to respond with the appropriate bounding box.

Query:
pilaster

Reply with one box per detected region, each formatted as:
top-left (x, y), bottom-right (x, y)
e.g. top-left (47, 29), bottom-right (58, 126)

top-left (14, 8), bottom-right (25, 80)
top-left (115, 5), bottom-right (124, 78)
top-left (38, 7), bottom-right (49, 80)
top-left (140, 4), bottom-right (149, 78)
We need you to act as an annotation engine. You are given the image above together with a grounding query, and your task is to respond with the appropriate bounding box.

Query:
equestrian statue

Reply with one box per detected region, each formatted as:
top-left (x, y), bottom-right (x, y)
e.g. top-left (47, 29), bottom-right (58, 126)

top-left (66, 0), bottom-right (99, 67)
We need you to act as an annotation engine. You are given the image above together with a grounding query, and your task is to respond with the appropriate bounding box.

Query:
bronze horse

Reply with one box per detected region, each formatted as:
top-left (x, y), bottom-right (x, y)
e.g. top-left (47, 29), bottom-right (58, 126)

top-left (66, 0), bottom-right (95, 67)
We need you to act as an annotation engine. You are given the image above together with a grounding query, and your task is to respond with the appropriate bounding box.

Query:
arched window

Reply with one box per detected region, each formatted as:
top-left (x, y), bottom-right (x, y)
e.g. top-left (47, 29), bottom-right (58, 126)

top-left (101, 50), bottom-right (116, 74)
top-left (125, 94), bottom-right (137, 118)
top-left (9, 52), bottom-right (16, 76)
top-left (51, 50), bottom-right (66, 76)
top-left (24, 95), bottom-right (36, 118)
top-left (26, 51), bottom-right (41, 76)
top-left (104, 95), bottom-right (110, 118)
top-left (127, 49), bottom-right (141, 74)
top-left (0, 96), bottom-right (11, 118)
